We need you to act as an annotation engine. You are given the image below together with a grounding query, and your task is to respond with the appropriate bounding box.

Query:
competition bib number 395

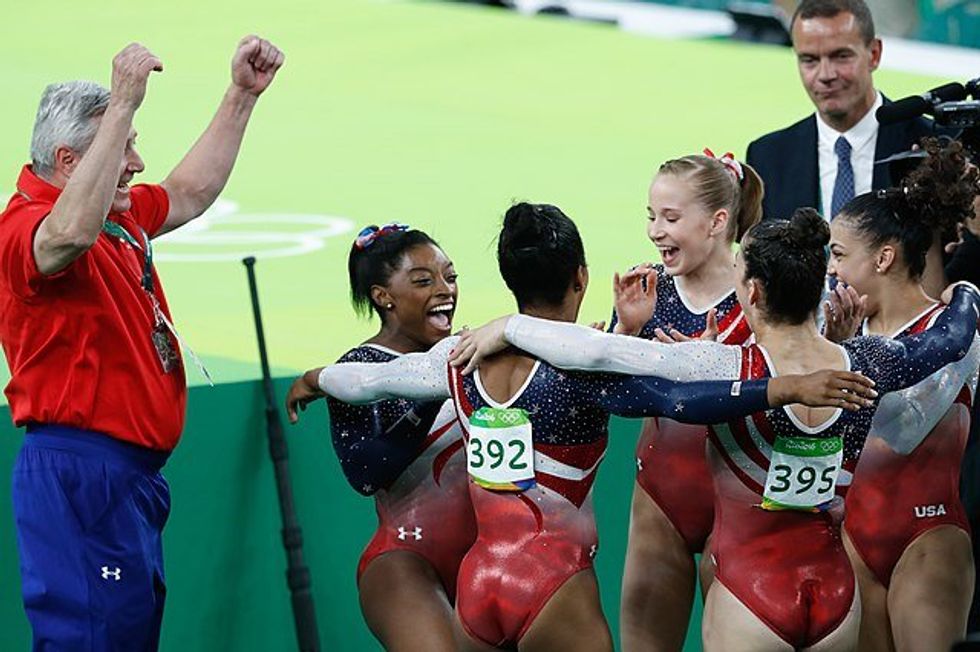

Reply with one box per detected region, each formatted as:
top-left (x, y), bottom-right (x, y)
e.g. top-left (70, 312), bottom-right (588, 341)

top-left (467, 407), bottom-right (535, 492)
top-left (762, 435), bottom-right (842, 512)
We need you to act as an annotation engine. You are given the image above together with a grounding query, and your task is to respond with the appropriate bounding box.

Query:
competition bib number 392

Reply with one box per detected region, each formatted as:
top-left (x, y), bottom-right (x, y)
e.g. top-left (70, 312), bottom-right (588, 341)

top-left (762, 435), bottom-right (842, 512)
top-left (467, 407), bottom-right (535, 492)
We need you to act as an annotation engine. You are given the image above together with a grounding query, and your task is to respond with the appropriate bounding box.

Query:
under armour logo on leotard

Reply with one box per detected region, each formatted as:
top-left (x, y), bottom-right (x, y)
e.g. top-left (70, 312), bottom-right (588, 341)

top-left (397, 526), bottom-right (423, 541)
top-left (100, 566), bottom-right (122, 581)
top-left (830, 136), bottom-right (854, 219)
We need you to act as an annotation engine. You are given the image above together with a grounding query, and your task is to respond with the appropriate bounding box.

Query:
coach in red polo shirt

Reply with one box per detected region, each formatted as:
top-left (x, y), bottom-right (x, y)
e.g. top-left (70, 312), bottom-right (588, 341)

top-left (0, 37), bottom-right (283, 650)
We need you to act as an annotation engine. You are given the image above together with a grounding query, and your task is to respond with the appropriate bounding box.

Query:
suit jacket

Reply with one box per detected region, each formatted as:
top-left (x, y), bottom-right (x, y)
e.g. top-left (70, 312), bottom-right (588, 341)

top-left (746, 103), bottom-right (940, 221)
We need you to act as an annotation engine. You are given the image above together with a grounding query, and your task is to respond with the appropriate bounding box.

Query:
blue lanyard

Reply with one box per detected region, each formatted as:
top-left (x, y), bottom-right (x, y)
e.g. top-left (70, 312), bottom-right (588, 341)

top-left (102, 219), bottom-right (154, 293)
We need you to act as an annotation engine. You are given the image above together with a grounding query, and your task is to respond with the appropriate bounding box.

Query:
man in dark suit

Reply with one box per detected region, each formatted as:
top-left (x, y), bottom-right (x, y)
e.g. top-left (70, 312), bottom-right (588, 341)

top-left (747, 0), bottom-right (938, 221)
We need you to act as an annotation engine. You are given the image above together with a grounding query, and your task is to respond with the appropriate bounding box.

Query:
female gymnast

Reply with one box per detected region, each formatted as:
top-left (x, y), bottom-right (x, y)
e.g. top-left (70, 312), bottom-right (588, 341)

top-left (449, 208), bottom-right (980, 651)
top-left (828, 139), bottom-right (980, 652)
top-left (611, 150), bottom-right (762, 651)
top-left (287, 224), bottom-right (475, 652)
top-left (292, 203), bottom-right (875, 651)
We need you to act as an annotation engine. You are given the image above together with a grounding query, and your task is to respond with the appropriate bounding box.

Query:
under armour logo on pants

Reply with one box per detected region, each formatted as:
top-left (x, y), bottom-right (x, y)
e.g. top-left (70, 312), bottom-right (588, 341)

top-left (831, 136), bottom-right (854, 219)
top-left (101, 566), bottom-right (122, 581)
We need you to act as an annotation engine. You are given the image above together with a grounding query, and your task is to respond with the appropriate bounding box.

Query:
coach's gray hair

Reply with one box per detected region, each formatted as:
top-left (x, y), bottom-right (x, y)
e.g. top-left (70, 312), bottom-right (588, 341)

top-left (30, 81), bottom-right (111, 179)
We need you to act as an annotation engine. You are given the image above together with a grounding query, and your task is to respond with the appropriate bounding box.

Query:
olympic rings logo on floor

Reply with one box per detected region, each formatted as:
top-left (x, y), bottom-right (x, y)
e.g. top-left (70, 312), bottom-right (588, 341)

top-left (154, 198), bottom-right (355, 262)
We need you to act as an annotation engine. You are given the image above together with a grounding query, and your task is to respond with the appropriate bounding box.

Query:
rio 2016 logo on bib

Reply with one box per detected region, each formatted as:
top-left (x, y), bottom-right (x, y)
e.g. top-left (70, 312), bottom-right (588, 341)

top-left (467, 407), bottom-right (535, 492)
top-left (761, 435), bottom-right (842, 512)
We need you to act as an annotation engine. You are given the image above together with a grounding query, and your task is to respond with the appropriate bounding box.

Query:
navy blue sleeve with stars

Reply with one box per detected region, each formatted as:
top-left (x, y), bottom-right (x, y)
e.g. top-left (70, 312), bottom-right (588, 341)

top-left (847, 284), bottom-right (980, 395)
top-left (571, 371), bottom-right (771, 424)
top-left (326, 346), bottom-right (444, 496)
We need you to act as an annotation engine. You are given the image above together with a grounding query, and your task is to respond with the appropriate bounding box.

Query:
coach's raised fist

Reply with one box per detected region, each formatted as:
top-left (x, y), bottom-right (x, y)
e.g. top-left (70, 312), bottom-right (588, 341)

top-left (231, 35), bottom-right (284, 97)
top-left (110, 43), bottom-right (163, 111)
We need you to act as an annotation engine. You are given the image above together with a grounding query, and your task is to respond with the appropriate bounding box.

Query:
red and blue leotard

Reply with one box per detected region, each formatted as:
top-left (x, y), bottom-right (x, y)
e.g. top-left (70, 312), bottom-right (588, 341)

top-left (327, 344), bottom-right (476, 597)
top-left (612, 265), bottom-right (752, 551)
top-left (319, 336), bottom-right (781, 648)
top-left (495, 284), bottom-right (980, 647)
top-left (845, 304), bottom-right (979, 587)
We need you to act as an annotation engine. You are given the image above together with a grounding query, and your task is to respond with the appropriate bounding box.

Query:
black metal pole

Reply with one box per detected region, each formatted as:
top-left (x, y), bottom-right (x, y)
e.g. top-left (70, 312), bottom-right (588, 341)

top-left (242, 256), bottom-right (320, 652)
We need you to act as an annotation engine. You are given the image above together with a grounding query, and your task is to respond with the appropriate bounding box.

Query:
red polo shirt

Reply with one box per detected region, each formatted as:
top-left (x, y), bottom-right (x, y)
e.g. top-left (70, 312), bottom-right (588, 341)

top-left (0, 166), bottom-right (187, 451)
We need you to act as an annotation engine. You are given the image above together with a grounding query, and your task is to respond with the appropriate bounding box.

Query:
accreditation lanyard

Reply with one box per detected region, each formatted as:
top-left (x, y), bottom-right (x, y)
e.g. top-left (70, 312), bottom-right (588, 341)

top-left (102, 219), bottom-right (154, 292)
top-left (101, 219), bottom-right (213, 385)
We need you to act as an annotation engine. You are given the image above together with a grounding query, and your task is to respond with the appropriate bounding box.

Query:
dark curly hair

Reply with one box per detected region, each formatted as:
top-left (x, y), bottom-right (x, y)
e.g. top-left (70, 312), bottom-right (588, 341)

top-left (741, 207), bottom-right (830, 325)
top-left (497, 202), bottom-right (587, 309)
top-left (837, 138), bottom-right (978, 280)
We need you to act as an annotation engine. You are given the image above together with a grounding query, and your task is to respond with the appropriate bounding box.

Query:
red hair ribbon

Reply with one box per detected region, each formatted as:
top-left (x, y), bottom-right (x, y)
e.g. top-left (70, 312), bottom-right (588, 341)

top-left (703, 148), bottom-right (745, 184)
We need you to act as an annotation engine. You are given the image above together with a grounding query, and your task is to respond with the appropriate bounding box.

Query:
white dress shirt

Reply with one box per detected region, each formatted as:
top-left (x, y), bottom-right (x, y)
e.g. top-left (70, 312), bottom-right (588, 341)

top-left (816, 92), bottom-right (883, 218)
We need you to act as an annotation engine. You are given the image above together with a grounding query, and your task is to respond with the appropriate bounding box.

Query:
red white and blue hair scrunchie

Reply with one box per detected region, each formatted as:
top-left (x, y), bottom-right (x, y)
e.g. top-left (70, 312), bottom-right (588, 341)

top-left (354, 223), bottom-right (410, 250)
top-left (703, 148), bottom-right (745, 184)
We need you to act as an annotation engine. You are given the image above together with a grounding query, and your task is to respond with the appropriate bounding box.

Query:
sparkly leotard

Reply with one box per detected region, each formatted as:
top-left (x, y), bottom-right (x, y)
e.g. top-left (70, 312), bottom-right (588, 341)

top-left (319, 335), bottom-right (781, 648)
top-left (612, 265), bottom-right (752, 551)
top-left (327, 344), bottom-right (475, 596)
top-left (845, 304), bottom-right (980, 587)
top-left (496, 284), bottom-right (980, 647)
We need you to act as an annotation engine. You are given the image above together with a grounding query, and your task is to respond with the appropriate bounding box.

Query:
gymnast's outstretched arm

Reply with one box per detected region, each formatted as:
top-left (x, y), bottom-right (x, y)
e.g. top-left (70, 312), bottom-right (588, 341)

top-left (450, 314), bottom-right (741, 381)
top-left (584, 370), bottom-right (874, 422)
top-left (316, 337), bottom-right (458, 404)
top-left (860, 283), bottom-right (980, 395)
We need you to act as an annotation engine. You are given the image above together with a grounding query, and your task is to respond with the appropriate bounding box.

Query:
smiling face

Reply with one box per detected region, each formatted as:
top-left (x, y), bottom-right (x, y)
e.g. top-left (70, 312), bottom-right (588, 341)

top-left (646, 172), bottom-right (728, 276)
top-left (792, 12), bottom-right (881, 130)
top-left (828, 218), bottom-right (884, 314)
top-left (375, 243), bottom-right (458, 347)
top-left (109, 126), bottom-right (145, 213)
top-left (53, 119), bottom-right (145, 214)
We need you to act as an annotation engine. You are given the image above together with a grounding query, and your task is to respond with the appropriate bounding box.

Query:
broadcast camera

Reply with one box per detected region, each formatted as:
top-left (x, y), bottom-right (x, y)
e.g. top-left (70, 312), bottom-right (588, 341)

top-left (876, 79), bottom-right (980, 159)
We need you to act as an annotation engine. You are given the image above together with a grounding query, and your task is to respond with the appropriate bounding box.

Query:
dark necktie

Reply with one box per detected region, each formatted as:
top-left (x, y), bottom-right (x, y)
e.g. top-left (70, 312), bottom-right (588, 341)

top-left (830, 136), bottom-right (854, 219)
